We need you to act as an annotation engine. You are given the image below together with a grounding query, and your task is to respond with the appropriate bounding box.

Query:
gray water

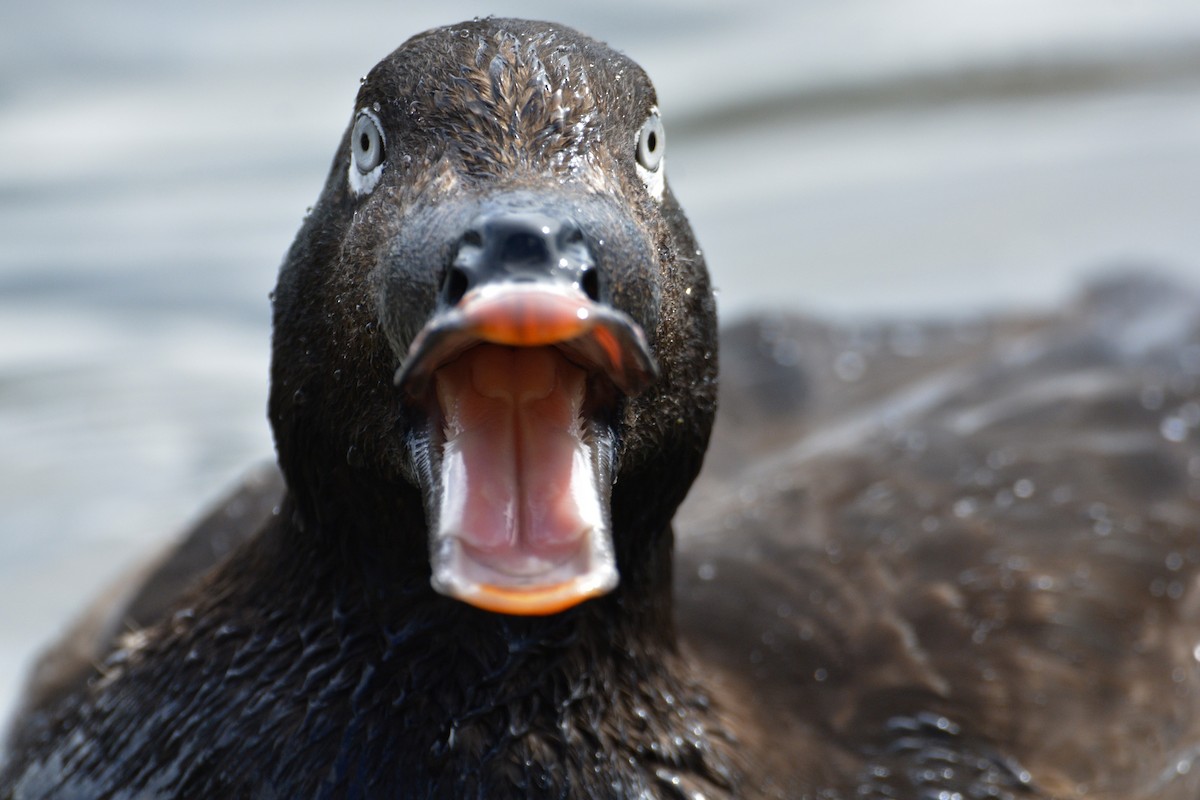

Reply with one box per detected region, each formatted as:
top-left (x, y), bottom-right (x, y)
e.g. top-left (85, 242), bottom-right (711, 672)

top-left (2, 0), bottom-right (1200, 728)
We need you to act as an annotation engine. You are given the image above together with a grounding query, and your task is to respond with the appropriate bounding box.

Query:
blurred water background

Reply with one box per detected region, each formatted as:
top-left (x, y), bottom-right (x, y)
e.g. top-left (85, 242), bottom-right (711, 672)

top-left (2, 0), bottom-right (1200, 730)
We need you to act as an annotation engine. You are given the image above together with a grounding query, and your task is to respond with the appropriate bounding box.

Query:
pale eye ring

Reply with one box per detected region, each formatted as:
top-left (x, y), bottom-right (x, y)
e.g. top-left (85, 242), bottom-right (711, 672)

top-left (352, 111), bottom-right (385, 174)
top-left (636, 113), bottom-right (665, 171)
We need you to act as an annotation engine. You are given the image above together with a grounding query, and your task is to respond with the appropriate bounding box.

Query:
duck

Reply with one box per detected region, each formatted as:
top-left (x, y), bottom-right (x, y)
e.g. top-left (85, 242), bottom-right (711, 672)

top-left (4, 17), bottom-right (1200, 800)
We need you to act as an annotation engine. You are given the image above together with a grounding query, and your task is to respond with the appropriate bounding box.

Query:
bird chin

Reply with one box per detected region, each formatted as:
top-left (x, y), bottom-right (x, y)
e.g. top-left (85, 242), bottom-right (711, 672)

top-left (430, 523), bottom-right (619, 617)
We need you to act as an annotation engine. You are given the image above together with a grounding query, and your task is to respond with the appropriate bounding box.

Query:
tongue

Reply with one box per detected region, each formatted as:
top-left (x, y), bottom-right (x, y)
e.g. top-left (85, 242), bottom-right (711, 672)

top-left (434, 345), bottom-right (605, 580)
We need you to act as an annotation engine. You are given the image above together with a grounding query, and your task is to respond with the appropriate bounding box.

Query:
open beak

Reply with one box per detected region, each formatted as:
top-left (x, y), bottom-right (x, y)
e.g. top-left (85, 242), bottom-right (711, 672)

top-left (395, 281), bottom-right (657, 615)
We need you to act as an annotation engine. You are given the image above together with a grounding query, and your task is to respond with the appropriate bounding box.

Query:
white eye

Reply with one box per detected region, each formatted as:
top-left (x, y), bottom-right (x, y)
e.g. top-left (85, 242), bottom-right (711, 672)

top-left (353, 112), bottom-right (385, 172)
top-left (349, 110), bottom-right (385, 195)
top-left (635, 108), bottom-right (666, 201)
top-left (636, 112), bottom-right (665, 171)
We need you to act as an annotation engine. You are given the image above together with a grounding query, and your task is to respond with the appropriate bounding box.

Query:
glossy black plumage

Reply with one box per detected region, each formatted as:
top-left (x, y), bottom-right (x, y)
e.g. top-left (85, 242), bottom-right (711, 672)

top-left (4, 16), bottom-right (1200, 800)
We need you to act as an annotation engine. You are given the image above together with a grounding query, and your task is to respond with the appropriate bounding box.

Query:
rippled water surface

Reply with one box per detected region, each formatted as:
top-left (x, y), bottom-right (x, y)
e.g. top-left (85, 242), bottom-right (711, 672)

top-left (2, 0), bottom-right (1200, 731)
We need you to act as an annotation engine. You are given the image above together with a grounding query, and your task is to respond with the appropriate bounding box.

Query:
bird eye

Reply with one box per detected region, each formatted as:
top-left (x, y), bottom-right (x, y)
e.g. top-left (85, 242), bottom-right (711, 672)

top-left (636, 112), bottom-right (665, 172)
top-left (352, 112), bottom-right (385, 173)
top-left (348, 110), bottom-right (385, 195)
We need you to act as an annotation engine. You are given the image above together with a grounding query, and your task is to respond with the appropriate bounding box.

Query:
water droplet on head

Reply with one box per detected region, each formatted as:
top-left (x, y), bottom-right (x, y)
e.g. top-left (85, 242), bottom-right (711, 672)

top-left (654, 768), bottom-right (682, 788)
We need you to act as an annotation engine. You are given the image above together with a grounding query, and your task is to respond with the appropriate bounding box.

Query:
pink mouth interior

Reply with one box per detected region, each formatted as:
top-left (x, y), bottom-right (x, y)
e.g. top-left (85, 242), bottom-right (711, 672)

top-left (434, 344), bottom-right (604, 583)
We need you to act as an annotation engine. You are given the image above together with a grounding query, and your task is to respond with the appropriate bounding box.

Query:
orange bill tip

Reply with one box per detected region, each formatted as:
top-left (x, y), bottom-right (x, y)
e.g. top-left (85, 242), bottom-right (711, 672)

top-left (463, 285), bottom-right (596, 346)
top-left (456, 578), bottom-right (612, 616)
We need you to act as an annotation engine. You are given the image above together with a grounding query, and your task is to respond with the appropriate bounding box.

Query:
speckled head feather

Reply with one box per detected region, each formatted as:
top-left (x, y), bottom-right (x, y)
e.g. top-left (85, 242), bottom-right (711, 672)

top-left (436, 26), bottom-right (603, 174)
top-left (358, 20), bottom-right (647, 183)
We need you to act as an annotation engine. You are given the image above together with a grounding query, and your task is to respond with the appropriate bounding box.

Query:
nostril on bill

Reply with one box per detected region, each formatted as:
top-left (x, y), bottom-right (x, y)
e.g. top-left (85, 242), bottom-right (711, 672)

top-left (442, 266), bottom-right (471, 306)
top-left (581, 268), bottom-right (601, 301)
